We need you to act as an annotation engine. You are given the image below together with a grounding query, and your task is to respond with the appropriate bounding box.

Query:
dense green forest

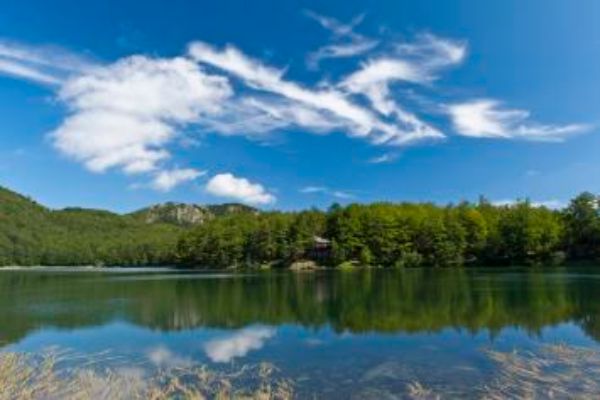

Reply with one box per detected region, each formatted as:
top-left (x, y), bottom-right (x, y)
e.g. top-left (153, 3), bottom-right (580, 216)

top-left (2, 185), bottom-right (600, 268)
top-left (178, 192), bottom-right (600, 268)
top-left (0, 187), bottom-right (182, 265)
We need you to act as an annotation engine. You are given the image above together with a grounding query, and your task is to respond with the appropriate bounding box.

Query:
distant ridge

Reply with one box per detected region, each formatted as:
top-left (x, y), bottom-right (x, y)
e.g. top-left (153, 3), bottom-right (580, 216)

top-left (0, 185), bottom-right (258, 266)
top-left (129, 202), bottom-right (258, 227)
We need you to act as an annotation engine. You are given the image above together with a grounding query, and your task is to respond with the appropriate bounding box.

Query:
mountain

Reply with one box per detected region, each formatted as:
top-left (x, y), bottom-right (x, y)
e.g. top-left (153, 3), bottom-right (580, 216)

top-left (130, 202), bottom-right (257, 226)
top-left (130, 203), bottom-right (213, 226)
top-left (0, 186), bottom-right (256, 266)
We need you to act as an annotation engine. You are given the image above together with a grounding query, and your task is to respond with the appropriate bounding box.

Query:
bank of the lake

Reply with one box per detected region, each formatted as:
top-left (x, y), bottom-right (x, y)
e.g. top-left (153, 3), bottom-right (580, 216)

top-left (4, 185), bottom-right (600, 270)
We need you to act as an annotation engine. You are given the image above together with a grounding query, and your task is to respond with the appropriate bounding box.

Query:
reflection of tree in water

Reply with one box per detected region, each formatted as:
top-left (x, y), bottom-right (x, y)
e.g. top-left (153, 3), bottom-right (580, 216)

top-left (1, 268), bottom-right (600, 345)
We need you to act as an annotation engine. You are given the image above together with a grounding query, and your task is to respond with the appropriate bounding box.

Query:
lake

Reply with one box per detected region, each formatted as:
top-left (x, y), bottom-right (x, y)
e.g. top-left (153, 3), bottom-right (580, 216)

top-left (2, 267), bottom-right (600, 398)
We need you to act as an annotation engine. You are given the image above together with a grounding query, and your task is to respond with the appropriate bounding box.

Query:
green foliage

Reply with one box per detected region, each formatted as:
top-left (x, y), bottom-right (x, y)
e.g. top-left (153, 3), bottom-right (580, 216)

top-left (177, 198), bottom-right (579, 269)
top-left (0, 187), bottom-right (180, 266)
top-left (563, 192), bottom-right (600, 259)
top-left (3, 184), bottom-right (600, 268)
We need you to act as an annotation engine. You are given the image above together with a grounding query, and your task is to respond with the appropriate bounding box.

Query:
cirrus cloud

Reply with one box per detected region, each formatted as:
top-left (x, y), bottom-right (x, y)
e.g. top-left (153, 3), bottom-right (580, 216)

top-left (447, 99), bottom-right (589, 141)
top-left (304, 11), bottom-right (379, 69)
top-left (0, 11), bottom-right (591, 195)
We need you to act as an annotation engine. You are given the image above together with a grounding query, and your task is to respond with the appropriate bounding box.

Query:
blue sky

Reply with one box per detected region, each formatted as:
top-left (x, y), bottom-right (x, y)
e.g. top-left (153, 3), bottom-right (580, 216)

top-left (1, 0), bottom-right (599, 212)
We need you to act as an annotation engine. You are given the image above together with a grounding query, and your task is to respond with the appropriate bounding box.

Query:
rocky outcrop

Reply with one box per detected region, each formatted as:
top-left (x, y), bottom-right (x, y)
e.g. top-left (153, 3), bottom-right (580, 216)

top-left (130, 202), bottom-right (258, 227)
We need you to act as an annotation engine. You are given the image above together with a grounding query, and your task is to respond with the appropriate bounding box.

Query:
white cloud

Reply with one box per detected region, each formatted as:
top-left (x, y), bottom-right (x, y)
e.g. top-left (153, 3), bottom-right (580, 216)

top-left (0, 16), bottom-right (589, 195)
top-left (50, 56), bottom-right (231, 179)
top-left (341, 58), bottom-right (427, 92)
top-left (147, 346), bottom-right (192, 369)
top-left (335, 34), bottom-right (466, 142)
top-left (304, 11), bottom-right (366, 37)
top-left (447, 99), bottom-right (589, 141)
top-left (308, 41), bottom-right (379, 70)
top-left (300, 186), bottom-right (328, 194)
top-left (200, 96), bottom-right (342, 136)
top-left (304, 11), bottom-right (378, 69)
top-left (299, 186), bottom-right (354, 199)
top-left (206, 173), bottom-right (276, 205)
top-left (0, 40), bottom-right (94, 85)
top-left (188, 41), bottom-right (442, 145)
top-left (532, 200), bottom-right (565, 210)
top-left (338, 34), bottom-right (466, 143)
top-left (368, 153), bottom-right (398, 164)
top-left (492, 199), bottom-right (565, 210)
top-left (204, 326), bottom-right (275, 363)
top-left (332, 190), bottom-right (354, 199)
top-left (151, 168), bottom-right (205, 192)
top-left (0, 58), bottom-right (62, 85)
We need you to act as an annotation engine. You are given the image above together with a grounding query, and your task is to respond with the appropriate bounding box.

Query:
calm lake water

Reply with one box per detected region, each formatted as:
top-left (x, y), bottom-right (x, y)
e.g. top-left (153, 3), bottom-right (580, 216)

top-left (2, 267), bottom-right (600, 397)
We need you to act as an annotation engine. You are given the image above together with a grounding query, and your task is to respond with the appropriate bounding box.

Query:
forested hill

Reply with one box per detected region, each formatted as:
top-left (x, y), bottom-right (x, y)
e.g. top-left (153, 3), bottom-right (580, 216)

top-left (3, 185), bottom-right (600, 269)
top-left (0, 186), bottom-right (254, 266)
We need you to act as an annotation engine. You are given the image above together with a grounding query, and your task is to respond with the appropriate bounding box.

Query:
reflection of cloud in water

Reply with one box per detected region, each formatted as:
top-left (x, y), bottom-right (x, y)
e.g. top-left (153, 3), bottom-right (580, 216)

top-left (204, 326), bottom-right (275, 363)
top-left (147, 346), bottom-right (192, 369)
top-left (305, 338), bottom-right (324, 347)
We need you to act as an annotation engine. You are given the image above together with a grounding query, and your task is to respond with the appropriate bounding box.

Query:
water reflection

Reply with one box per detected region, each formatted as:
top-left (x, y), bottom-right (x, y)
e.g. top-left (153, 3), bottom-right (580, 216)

top-left (204, 326), bottom-right (276, 363)
top-left (1, 268), bottom-right (600, 345)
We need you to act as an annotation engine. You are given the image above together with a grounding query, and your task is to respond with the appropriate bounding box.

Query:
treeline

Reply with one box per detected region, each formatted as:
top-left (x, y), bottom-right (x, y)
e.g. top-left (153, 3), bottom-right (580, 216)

top-left (176, 192), bottom-right (600, 268)
top-left (3, 184), bottom-right (600, 268)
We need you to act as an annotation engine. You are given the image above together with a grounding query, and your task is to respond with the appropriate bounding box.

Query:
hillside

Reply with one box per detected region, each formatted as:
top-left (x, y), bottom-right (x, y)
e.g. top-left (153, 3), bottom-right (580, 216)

top-left (129, 202), bottom-right (257, 227)
top-left (0, 186), bottom-right (255, 266)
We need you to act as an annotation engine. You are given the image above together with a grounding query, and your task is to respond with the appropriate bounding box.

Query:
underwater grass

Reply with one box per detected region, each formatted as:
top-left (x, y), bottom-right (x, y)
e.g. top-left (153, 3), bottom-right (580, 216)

top-left (2, 344), bottom-right (600, 399)
top-left (480, 343), bottom-right (600, 398)
top-left (0, 350), bottom-right (294, 400)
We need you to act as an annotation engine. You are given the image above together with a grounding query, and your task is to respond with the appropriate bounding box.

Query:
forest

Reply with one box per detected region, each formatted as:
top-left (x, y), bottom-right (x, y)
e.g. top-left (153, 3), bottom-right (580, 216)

top-left (177, 193), bottom-right (599, 268)
top-left (2, 185), bottom-right (600, 268)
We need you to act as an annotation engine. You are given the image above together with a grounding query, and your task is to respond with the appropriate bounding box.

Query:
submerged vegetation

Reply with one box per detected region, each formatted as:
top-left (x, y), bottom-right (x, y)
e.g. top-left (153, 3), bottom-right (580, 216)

top-left (3, 268), bottom-right (600, 344)
top-left (3, 184), bottom-right (600, 268)
top-left (0, 350), bottom-right (293, 399)
top-left (2, 344), bottom-right (600, 399)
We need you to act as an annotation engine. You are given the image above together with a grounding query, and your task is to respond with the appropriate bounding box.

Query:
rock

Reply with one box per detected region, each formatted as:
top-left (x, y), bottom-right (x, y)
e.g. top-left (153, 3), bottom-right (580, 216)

top-left (289, 260), bottom-right (319, 271)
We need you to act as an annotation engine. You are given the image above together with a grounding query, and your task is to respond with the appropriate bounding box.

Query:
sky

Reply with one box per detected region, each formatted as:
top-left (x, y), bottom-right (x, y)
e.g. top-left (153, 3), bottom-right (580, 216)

top-left (1, 0), bottom-right (600, 212)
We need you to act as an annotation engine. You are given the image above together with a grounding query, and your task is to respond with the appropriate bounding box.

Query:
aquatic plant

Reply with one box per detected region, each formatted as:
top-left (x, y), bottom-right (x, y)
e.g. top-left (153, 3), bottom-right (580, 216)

top-left (0, 350), bottom-right (293, 400)
top-left (481, 344), bottom-right (600, 398)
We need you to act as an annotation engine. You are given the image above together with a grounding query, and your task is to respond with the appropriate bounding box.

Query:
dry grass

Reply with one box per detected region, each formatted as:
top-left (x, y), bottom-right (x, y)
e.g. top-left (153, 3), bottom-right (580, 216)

top-left (480, 344), bottom-right (600, 399)
top-left (3, 344), bottom-right (600, 399)
top-left (400, 344), bottom-right (600, 399)
top-left (0, 350), bottom-right (294, 400)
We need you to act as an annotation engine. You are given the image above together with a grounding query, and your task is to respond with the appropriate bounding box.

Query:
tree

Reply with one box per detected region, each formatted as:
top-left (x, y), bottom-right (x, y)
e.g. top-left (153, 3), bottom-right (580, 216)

top-left (563, 192), bottom-right (600, 259)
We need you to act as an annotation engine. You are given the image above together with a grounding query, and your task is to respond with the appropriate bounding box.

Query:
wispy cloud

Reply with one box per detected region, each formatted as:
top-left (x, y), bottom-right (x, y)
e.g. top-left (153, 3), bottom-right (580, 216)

top-left (0, 58), bottom-right (62, 85)
top-left (447, 99), bottom-right (590, 141)
top-left (368, 152), bottom-right (398, 164)
top-left (188, 41), bottom-right (443, 146)
top-left (300, 186), bottom-right (354, 199)
top-left (299, 186), bottom-right (328, 194)
top-left (0, 40), bottom-right (94, 85)
top-left (204, 326), bottom-right (275, 363)
top-left (206, 173), bottom-right (275, 205)
top-left (0, 11), bottom-right (589, 195)
top-left (304, 11), bottom-right (378, 69)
